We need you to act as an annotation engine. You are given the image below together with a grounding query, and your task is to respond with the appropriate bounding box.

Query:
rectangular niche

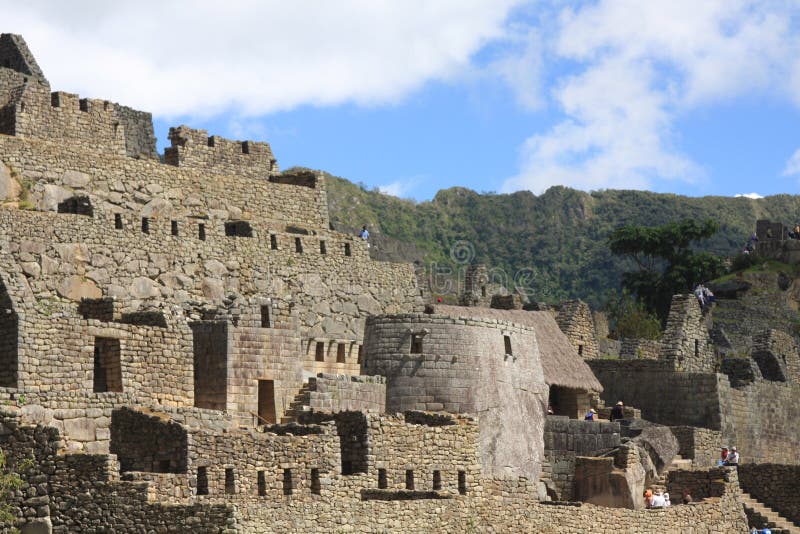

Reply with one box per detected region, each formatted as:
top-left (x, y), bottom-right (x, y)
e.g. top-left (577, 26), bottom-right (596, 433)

top-left (93, 337), bottom-right (122, 392)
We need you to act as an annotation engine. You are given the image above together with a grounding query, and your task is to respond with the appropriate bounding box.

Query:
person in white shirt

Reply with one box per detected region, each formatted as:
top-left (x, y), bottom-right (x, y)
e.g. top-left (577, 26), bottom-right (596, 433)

top-left (650, 491), bottom-right (666, 507)
top-left (724, 446), bottom-right (740, 466)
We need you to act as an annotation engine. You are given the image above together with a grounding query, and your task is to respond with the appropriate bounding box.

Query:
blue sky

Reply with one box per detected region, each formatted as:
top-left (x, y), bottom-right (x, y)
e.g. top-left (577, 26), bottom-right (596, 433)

top-left (5, 1), bottom-right (800, 200)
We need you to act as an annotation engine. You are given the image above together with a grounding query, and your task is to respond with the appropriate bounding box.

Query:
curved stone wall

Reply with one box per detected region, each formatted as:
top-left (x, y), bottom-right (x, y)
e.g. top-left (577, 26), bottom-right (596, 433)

top-left (362, 313), bottom-right (548, 481)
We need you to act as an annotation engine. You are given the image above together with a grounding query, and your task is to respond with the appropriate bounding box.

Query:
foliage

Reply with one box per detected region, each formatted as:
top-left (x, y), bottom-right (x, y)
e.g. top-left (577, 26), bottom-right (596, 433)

top-left (605, 292), bottom-right (662, 340)
top-left (608, 219), bottom-right (726, 321)
top-left (729, 252), bottom-right (759, 272)
top-left (325, 173), bottom-right (800, 308)
top-left (0, 447), bottom-right (25, 529)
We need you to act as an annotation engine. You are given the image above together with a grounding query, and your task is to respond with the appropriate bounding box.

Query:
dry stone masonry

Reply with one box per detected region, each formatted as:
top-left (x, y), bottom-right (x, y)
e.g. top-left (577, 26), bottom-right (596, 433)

top-left (0, 32), bottom-right (785, 533)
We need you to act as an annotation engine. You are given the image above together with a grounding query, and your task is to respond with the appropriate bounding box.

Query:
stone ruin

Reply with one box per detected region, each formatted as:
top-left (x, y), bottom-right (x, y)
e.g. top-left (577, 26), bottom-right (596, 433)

top-left (0, 33), bottom-right (773, 532)
top-left (754, 218), bottom-right (800, 263)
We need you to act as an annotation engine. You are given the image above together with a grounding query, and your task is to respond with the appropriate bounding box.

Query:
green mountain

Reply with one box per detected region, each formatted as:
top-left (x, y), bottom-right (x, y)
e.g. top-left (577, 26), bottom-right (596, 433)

top-left (325, 172), bottom-right (800, 308)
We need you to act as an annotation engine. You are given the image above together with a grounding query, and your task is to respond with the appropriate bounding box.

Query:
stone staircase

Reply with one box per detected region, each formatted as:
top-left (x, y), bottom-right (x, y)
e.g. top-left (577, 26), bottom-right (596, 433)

top-left (650, 455), bottom-right (693, 494)
top-left (739, 491), bottom-right (799, 534)
top-left (280, 378), bottom-right (317, 423)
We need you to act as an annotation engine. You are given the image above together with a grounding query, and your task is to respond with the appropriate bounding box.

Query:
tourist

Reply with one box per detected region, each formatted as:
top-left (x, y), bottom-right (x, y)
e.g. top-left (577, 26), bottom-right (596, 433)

top-left (359, 225), bottom-right (370, 249)
top-left (644, 488), bottom-right (653, 509)
top-left (663, 492), bottom-right (671, 507)
top-left (682, 490), bottom-right (692, 504)
top-left (610, 401), bottom-right (624, 422)
top-left (651, 490), bottom-right (666, 508)
top-left (584, 408), bottom-right (597, 421)
top-left (703, 286), bottom-right (715, 305)
top-left (694, 285), bottom-right (705, 307)
top-left (718, 446), bottom-right (728, 466)
top-left (723, 446), bottom-right (739, 466)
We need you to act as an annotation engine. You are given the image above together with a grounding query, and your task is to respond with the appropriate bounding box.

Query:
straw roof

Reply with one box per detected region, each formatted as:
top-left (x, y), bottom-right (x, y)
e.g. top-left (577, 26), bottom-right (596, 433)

top-left (432, 305), bottom-right (602, 392)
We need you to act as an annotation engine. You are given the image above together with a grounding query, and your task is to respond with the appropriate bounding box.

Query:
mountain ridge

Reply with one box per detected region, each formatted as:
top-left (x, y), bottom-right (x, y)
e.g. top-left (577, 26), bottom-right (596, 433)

top-left (324, 171), bottom-right (800, 307)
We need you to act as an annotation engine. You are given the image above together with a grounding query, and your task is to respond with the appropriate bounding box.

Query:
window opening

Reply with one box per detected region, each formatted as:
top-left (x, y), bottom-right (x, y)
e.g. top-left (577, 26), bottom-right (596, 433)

top-left (378, 468), bottom-right (387, 489)
top-left (197, 467), bottom-right (209, 495)
top-left (257, 470), bottom-right (266, 496)
top-left (458, 471), bottom-right (467, 494)
top-left (283, 468), bottom-right (293, 495)
top-left (410, 334), bottom-right (423, 354)
top-left (225, 468), bottom-right (235, 494)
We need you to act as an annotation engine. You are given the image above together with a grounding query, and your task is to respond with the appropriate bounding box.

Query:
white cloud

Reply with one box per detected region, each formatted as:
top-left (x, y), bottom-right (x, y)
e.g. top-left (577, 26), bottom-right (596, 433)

top-left (735, 193), bottom-right (764, 199)
top-left (502, 0), bottom-right (800, 194)
top-left (377, 177), bottom-right (421, 198)
top-left (1, 0), bottom-right (523, 118)
top-left (783, 148), bottom-right (800, 177)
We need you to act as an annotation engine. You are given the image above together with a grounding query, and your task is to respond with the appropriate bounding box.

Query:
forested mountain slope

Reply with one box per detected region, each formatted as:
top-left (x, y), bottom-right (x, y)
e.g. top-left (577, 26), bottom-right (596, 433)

top-left (326, 173), bottom-right (800, 307)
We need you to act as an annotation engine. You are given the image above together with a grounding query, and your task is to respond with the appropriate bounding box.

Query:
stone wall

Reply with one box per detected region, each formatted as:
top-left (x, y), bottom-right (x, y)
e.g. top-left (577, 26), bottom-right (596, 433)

top-left (738, 464), bottom-right (800, 525)
top-left (669, 426), bottom-right (721, 468)
top-left (0, 408), bottom-right (237, 533)
top-left (116, 104), bottom-right (158, 159)
top-left (619, 338), bottom-right (662, 360)
top-left (556, 300), bottom-right (598, 359)
top-left (363, 313), bottom-right (549, 481)
top-left (0, 404), bottom-right (751, 533)
top-left (666, 466), bottom-right (731, 502)
top-left (717, 379), bottom-right (800, 465)
top-left (165, 125), bottom-right (278, 180)
top-left (588, 360), bottom-right (724, 429)
top-left (590, 360), bottom-right (800, 465)
top-left (542, 416), bottom-right (621, 500)
top-left (659, 295), bottom-right (715, 372)
top-left (110, 407), bottom-right (189, 473)
top-left (307, 374), bottom-right (386, 413)
top-left (751, 328), bottom-right (800, 384)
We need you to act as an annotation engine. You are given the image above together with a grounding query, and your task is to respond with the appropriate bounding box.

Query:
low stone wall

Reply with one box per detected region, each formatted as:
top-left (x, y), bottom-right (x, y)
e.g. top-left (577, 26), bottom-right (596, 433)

top-left (666, 466), bottom-right (730, 502)
top-left (738, 464), bottom-right (800, 525)
top-left (0, 406), bottom-right (750, 533)
top-left (308, 373), bottom-right (385, 413)
top-left (620, 338), bottom-right (662, 360)
top-left (110, 408), bottom-right (189, 473)
top-left (542, 416), bottom-right (621, 500)
top-left (669, 426), bottom-right (721, 467)
top-left (237, 474), bottom-right (748, 533)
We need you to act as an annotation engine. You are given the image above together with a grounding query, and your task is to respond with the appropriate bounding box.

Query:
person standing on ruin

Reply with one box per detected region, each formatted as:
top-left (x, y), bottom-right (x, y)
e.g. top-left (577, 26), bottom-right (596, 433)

top-left (610, 401), bottom-right (624, 422)
top-left (359, 225), bottom-right (370, 248)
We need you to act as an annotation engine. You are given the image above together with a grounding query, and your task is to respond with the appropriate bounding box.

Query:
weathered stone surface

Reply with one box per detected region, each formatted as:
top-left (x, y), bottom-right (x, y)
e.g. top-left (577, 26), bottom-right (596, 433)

top-left (56, 275), bottom-right (102, 301)
top-left (0, 161), bottom-right (21, 201)
top-left (61, 170), bottom-right (90, 188)
top-left (37, 184), bottom-right (71, 211)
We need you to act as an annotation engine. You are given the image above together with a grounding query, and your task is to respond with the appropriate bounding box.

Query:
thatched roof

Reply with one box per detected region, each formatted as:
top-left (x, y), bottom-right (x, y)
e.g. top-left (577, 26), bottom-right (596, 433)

top-left (432, 305), bottom-right (602, 392)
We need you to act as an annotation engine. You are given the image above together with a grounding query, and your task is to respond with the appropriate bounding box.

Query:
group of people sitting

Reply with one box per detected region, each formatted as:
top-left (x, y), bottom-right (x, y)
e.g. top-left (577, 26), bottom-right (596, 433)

top-left (718, 445), bottom-right (739, 466)
top-left (643, 489), bottom-right (673, 508)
